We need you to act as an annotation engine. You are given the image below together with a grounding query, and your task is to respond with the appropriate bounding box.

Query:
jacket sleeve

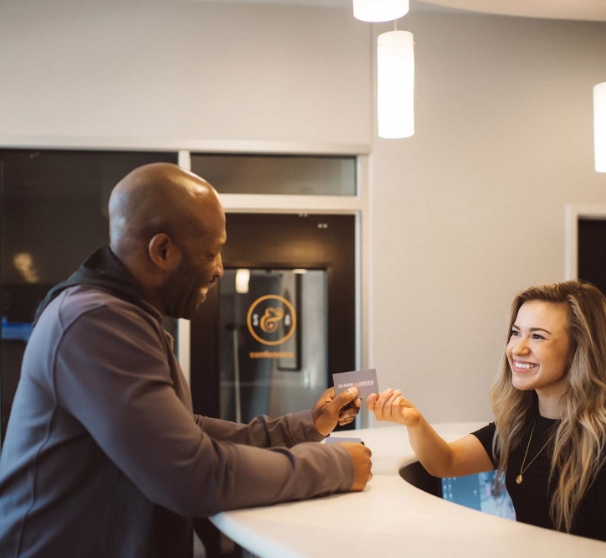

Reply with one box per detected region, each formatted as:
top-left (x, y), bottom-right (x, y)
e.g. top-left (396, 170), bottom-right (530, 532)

top-left (53, 305), bottom-right (354, 518)
top-left (193, 411), bottom-right (326, 448)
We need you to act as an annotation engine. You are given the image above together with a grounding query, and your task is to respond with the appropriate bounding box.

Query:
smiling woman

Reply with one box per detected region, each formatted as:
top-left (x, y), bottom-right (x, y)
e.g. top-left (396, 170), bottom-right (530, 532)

top-left (506, 300), bottom-right (571, 410)
top-left (365, 280), bottom-right (606, 542)
top-left (488, 280), bottom-right (606, 536)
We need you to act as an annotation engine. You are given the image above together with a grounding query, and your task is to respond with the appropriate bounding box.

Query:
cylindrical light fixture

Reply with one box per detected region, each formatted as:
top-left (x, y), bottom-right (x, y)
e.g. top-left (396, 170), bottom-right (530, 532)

top-left (353, 0), bottom-right (409, 22)
top-left (595, 82), bottom-right (606, 173)
top-left (377, 30), bottom-right (415, 139)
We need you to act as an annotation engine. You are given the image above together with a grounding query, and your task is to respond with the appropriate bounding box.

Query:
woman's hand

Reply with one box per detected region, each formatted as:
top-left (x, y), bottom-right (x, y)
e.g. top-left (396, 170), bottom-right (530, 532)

top-left (367, 389), bottom-right (493, 478)
top-left (366, 388), bottom-right (421, 427)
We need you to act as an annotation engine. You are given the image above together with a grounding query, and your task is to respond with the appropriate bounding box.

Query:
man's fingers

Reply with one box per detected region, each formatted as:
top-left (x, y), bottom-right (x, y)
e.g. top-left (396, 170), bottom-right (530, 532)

top-left (339, 398), bottom-right (366, 424)
top-left (340, 410), bottom-right (357, 420)
top-left (344, 386), bottom-right (359, 402)
top-left (317, 387), bottom-right (335, 406)
top-left (329, 387), bottom-right (359, 414)
top-left (341, 442), bottom-right (373, 492)
top-left (338, 408), bottom-right (360, 425)
top-left (364, 446), bottom-right (372, 481)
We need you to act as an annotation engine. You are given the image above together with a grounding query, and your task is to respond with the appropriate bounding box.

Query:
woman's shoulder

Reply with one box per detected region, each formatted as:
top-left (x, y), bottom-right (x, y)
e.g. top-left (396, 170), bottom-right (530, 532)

top-left (469, 422), bottom-right (497, 467)
top-left (470, 422), bottom-right (496, 437)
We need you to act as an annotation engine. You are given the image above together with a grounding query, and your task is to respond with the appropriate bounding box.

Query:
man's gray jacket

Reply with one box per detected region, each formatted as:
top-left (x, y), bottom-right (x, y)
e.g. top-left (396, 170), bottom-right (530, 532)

top-left (0, 285), bottom-right (354, 558)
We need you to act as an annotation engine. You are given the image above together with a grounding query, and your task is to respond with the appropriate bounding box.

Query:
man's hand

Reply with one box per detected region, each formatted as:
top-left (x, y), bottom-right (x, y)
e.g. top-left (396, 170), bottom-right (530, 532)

top-left (312, 387), bottom-right (362, 436)
top-left (366, 388), bottom-right (421, 427)
top-left (339, 442), bottom-right (372, 491)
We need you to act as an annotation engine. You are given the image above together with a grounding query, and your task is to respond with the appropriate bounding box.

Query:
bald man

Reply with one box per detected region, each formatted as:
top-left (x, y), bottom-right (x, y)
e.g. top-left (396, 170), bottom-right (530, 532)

top-left (0, 164), bottom-right (371, 558)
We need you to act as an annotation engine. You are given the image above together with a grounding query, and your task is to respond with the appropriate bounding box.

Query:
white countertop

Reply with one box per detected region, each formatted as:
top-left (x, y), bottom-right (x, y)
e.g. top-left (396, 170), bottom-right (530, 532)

top-left (210, 424), bottom-right (606, 557)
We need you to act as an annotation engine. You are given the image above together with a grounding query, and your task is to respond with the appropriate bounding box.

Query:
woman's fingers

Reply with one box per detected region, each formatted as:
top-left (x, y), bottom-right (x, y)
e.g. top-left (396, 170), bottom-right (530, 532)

top-left (371, 388), bottom-right (403, 421)
top-left (373, 388), bottom-right (393, 420)
top-left (384, 390), bottom-right (402, 419)
top-left (365, 393), bottom-right (378, 412)
top-left (392, 396), bottom-right (405, 421)
top-left (367, 389), bottom-right (409, 423)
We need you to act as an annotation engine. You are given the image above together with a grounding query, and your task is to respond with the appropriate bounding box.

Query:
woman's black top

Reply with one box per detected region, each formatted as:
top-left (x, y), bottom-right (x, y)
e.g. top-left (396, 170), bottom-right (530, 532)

top-left (472, 415), bottom-right (606, 541)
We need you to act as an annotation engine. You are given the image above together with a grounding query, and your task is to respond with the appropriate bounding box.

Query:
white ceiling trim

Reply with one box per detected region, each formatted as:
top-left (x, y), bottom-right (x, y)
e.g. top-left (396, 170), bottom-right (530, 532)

top-left (168, 0), bottom-right (606, 21)
top-left (419, 0), bottom-right (606, 22)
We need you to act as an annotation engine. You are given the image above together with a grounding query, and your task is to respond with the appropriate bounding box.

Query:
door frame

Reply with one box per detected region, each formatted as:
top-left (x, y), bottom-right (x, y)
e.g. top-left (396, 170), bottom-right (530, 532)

top-left (178, 149), bottom-right (371, 427)
top-left (564, 204), bottom-right (606, 280)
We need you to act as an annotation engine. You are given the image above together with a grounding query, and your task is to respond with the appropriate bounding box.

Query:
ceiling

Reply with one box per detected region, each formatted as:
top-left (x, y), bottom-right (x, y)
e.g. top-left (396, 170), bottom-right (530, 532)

top-left (418, 0), bottom-right (606, 22)
top-left (184, 0), bottom-right (606, 22)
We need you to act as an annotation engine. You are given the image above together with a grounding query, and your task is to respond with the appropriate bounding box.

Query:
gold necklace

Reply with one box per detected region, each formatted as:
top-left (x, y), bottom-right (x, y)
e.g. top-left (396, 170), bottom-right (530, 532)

top-left (516, 420), bottom-right (554, 485)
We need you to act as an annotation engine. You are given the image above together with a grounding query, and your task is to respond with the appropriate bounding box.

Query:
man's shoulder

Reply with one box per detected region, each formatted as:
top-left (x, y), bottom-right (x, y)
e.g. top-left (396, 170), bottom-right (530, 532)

top-left (45, 286), bottom-right (159, 332)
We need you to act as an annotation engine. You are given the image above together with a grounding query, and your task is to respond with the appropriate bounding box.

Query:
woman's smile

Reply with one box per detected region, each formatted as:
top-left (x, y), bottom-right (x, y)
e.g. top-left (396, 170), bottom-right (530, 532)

top-left (511, 359), bottom-right (538, 371)
top-left (506, 300), bottom-right (570, 398)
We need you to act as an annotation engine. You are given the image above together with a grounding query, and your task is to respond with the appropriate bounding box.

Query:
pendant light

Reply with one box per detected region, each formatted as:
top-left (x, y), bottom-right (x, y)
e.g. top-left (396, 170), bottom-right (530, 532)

top-left (353, 0), bottom-right (409, 22)
top-left (377, 29), bottom-right (415, 139)
top-left (595, 82), bottom-right (606, 173)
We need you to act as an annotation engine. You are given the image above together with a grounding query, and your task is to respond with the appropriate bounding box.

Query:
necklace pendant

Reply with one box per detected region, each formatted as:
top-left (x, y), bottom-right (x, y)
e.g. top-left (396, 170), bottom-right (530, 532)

top-left (516, 474), bottom-right (523, 484)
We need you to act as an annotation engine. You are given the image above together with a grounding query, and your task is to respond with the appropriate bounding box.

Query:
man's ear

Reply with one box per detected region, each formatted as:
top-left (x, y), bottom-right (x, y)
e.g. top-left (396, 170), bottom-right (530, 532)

top-left (148, 233), bottom-right (181, 271)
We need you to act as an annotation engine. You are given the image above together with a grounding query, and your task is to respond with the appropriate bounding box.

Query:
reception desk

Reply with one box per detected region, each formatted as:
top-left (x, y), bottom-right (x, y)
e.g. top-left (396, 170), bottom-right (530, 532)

top-left (210, 424), bottom-right (606, 557)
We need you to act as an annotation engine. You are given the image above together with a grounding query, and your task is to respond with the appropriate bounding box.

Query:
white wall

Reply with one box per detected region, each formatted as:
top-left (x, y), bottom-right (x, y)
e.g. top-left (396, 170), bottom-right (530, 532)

top-left (2, 1), bottom-right (606, 424)
top-left (0, 0), bottom-right (371, 145)
top-left (371, 12), bottom-right (606, 423)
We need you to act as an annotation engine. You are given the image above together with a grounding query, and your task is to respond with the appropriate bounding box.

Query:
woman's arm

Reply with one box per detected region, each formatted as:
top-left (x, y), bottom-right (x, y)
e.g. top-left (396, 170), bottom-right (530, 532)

top-left (367, 389), bottom-right (494, 477)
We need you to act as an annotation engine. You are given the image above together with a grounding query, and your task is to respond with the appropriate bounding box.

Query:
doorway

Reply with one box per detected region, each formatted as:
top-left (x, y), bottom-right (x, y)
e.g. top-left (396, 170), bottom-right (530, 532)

top-left (190, 212), bottom-right (357, 422)
top-left (578, 218), bottom-right (606, 291)
top-left (190, 211), bottom-right (357, 557)
top-left (565, 205), bottom-right (606, 290)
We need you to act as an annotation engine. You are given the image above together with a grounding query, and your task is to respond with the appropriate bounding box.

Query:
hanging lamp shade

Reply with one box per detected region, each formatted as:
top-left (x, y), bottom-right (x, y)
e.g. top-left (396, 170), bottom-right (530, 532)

top-left (353, 0), bottom-right (409, 23)
top-left (377, 30), bottom-right (414, 139)
top-left (595, 82), bottom-right (606, 173)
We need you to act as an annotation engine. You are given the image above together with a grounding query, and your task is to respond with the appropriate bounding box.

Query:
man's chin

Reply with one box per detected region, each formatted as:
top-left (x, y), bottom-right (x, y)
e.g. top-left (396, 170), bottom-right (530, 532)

top-left (166, 301), bottom-right (204, 321)
top-left (165, 288), bottom-right (211, 320)
top-left (184, 296), bottom-right (207, 319)
top-left (196, 291), bottom-right (208, 308)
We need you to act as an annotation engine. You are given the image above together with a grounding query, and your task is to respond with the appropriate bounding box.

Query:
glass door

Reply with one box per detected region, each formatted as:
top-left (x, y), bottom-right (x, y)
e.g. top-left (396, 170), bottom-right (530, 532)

top-left (219, 268), bottom-right (327, 424)
top-left (190, 213), bottom-right (356, 426)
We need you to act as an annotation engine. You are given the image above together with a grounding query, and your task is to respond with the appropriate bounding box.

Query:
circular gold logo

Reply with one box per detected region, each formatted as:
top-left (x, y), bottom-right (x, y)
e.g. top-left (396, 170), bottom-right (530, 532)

top-left (246, 295), bottom-right (297, 346)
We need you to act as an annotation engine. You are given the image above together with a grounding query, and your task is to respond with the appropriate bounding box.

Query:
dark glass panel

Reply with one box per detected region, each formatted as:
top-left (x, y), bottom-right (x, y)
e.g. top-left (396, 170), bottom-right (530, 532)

top-left (0, 149), bottom-right (178, 443)
top-left (191, 153), bottom-right (356, 196)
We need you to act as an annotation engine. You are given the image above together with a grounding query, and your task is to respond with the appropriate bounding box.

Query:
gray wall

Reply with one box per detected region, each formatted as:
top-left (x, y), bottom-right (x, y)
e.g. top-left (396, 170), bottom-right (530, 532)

top-left (0, 0), bottom-right (371, 144)
top-left (371, 12), bottom-right (606, 423)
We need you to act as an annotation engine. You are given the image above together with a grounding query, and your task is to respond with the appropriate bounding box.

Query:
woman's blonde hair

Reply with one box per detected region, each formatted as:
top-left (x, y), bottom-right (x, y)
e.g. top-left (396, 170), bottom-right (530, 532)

top-left (490, 280), bottom-right (606, 533)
